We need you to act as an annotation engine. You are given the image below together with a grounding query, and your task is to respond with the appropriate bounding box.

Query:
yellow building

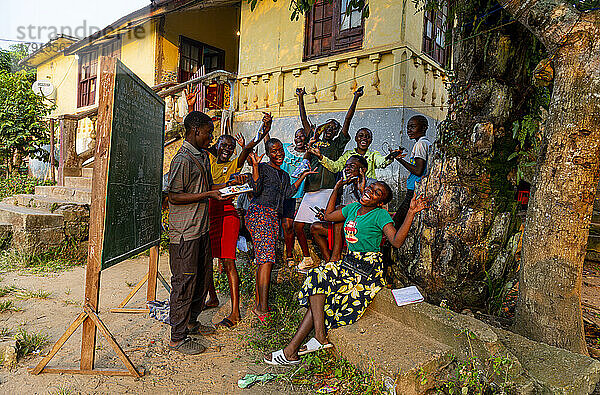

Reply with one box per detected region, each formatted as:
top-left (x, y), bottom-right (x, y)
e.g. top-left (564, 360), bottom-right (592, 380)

top-left (21, 0), bottom-right (449, 190)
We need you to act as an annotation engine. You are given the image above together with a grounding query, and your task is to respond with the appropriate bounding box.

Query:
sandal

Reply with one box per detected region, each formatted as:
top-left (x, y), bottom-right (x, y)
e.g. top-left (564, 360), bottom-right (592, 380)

top-left (286, 257), bottom-right (296, 268)
top-left (215, 317), bottom-right (238, 329)
top-left (168, 337), bottom-right (206, 355)
top-left (188, 322), bottom-right (216, 336)
top-left (251, 309), bottom-right (270, 324)
top-left (298, 337), bottom-right (333, 356)
top-left (264, 349), bottom-right (301, 366)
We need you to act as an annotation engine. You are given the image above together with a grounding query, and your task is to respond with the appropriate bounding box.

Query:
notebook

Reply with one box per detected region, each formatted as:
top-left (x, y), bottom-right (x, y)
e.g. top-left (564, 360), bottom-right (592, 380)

top-left (219, 183), bottom-right (253, 197)
top-left (392, 286), bottom-right (424, 307)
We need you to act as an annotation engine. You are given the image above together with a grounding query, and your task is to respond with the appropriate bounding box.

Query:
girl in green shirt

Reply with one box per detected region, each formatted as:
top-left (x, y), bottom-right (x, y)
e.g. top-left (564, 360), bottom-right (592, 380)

top-left (264, 178), bottom-right (427, 365)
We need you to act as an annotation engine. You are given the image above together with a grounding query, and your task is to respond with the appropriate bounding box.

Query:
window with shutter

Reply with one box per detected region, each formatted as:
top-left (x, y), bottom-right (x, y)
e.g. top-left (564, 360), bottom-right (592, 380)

top-left (77, 39), bottom-right (120, 108)
top-left (77, 50), bottom-right (98, 108)
top-left (304, 0), bottom-right (363, 61)
top-left (422, 4), bottom-right (449, 67)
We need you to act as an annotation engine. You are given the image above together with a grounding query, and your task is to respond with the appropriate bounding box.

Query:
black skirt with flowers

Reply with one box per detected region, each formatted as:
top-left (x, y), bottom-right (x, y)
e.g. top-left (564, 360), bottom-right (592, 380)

top-left (297, 251), bottom-right (385, 330)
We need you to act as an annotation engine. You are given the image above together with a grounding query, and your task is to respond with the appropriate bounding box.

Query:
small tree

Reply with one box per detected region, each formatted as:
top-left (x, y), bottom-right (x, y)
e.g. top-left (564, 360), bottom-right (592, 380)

top-left (0, 69), bottom-right (53, 174)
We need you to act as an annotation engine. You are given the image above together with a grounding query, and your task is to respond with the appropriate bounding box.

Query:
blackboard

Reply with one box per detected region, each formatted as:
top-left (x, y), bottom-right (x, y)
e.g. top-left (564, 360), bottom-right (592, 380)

top-left (101, 60), bottom-right (165, 269)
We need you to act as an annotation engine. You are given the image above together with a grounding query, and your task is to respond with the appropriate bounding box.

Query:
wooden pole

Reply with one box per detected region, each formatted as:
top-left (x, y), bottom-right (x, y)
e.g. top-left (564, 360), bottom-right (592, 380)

top-left (147, 246), bottom-right (159, 302)
top-left (80, 56), bottom-right (117, 370)
top-left (49, 118), bottom-right (55, 184)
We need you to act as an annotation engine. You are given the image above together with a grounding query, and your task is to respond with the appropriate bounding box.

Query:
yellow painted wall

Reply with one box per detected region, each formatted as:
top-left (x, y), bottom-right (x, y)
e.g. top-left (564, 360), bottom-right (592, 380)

top-left (238, 0), bottom-right (304, 75)
top-left (161, 6), bottom-right (240, 79)
top-left (37, 53), bottom-right (79, 117)
top-left (238, 0), bottom-right (426, 75)
top-left (120, 20), bottom-right (157, 87)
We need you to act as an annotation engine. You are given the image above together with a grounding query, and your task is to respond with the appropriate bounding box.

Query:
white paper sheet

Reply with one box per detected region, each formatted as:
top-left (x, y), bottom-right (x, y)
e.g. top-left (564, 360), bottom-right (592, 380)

top-left (392, 286), bottom-right (424, 307)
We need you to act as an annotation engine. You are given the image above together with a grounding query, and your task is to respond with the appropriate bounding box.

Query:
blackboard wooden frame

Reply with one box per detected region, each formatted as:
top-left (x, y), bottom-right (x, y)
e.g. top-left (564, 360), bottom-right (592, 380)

top-left (31, 57), bottom-right (166, 377)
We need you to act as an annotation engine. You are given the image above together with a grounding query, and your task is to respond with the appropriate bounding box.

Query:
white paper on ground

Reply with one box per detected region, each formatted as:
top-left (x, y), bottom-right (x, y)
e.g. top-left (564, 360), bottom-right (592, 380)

top-left (392, 286), bottom-right (424, 307)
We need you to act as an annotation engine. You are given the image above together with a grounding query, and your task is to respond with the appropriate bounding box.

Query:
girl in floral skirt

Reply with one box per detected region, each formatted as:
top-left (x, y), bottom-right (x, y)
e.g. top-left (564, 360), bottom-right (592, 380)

top-left (246, 138), bottom-right (316, 323)
top-left (264, 178), bottom-right (427, 365)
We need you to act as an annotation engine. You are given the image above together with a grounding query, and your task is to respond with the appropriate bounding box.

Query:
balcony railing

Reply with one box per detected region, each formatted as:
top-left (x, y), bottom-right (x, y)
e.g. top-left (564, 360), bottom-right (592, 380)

top-left (234, 43), bottom-right (449, 120)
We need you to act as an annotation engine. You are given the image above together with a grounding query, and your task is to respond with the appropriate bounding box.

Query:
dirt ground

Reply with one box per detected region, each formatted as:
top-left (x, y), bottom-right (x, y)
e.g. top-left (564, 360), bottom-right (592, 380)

top-left (0, 254), bottom-right (309, 394)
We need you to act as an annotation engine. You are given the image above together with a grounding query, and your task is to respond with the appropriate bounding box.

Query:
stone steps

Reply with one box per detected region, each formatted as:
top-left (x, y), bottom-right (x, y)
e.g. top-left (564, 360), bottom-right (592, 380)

top-left (330, 289), bottom-right (600, 394)
top-left (0, 174), bottom-right (94, 253)
top-left (64, 175), bottom-right (92, 190)
top-left (328, 309), bottom-right (453, 394)
top-left (2, 194), bottom-right (89, 213)
top-left (0, 203), bottom-right (65, 252)
top-left (34, 185), bottom-right (91, 204)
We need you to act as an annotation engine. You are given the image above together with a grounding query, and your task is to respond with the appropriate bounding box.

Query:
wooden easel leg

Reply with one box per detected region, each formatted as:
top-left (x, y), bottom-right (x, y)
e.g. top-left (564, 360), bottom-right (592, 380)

top-left (83, 305), bottom-right (141, 378)
top-left (147, 246), bottom-right (159, 302)
top-left (157, 271), bottom-right (171, 293)
top-left (110, 273), bottom-right (149, 313)
top-left (30, 312), bottom-right (87, 375)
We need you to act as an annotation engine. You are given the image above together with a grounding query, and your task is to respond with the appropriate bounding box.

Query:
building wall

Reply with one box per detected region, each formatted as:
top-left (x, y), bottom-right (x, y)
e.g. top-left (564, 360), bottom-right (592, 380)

top-left (159, 6), bottom-right (241, 83)
top-left (235, 0), bottom-right (448, 124)
top-left (36, 53), bottom-right (79, 118)
top-left (120, 20), bottom-right (157, 87)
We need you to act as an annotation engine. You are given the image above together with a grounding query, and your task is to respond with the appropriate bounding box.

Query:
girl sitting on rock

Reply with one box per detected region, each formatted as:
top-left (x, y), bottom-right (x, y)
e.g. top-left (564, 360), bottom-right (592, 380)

top-left (264, 178), bottom-right (427, 365)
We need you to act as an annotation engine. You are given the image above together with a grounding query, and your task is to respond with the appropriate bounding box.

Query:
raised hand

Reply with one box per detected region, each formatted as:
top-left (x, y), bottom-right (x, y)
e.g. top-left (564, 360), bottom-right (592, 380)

top-left (296, 87), bottom-right (306, 97)
top-left (357, 167), bottom-right (366, 190)
top-left (299, 165), bottom-right (318, 177)
top-left (262, 112), bottom-right (273, 132)
top-left (409, 195), bottom-right (429, 214)
top-left (234, 133), bottom-right (245, 148)
top-left (354, 86), bottom-right (364, 98)
top-left (248, 151), bottom-right (265, 167)
top-left (307, 144), bottom-right (322, 159)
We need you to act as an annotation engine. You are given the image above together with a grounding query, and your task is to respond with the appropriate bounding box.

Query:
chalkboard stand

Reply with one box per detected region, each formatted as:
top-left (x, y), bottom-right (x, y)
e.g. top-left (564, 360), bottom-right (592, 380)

top-left (30, 57), bottom-right (143, 377)
top-left (110, 246), bottom-right (172, 314)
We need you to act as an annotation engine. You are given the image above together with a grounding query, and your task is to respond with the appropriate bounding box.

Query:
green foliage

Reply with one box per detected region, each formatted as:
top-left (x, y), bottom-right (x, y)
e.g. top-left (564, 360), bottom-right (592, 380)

top-left (0, 44), bottom-right (31, 74)
top-left (14, 328), bottom-right (49, 359)
top-left (435, 330), bottom-right (514, 394)
top-left (0, 173), bottom-right (53, 200)
top-left (0, 300), bottom-right (20, 313)
top-left (282, 349), bottom-right (385, 394)
top-left (0, 58), bottom-right (54, 174)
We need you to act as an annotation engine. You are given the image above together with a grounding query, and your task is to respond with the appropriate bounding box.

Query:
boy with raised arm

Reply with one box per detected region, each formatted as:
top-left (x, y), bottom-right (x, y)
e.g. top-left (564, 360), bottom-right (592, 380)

top-left (308, 127), bottom-right (403, 178)
top-left (292, 87), bottom-right (363, 272)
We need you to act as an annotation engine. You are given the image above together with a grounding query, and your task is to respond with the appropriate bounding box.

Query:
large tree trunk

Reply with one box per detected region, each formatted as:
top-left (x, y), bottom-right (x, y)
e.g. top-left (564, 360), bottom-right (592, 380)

top-left (501, 0), bottom-right (600, 353)
top-left (391, 3), bottom-right (543, 311)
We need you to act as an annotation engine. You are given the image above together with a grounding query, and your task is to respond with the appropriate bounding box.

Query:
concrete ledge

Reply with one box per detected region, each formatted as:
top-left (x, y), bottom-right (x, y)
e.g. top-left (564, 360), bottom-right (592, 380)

top-left (492, 327), bottom-right (600, 394)
top-left (34, 186), bottom-right (91, 204)
top-left (330, 289), bottom-right (600, 394)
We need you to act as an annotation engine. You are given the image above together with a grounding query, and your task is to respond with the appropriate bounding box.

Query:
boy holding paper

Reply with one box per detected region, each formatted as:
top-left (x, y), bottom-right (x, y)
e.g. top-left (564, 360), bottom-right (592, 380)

top-left (205, 113), bottom-right (272, 328)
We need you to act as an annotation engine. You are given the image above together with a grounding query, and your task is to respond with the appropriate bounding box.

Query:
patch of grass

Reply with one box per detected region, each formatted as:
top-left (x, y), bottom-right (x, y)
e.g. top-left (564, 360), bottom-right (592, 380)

top-left (0, 284), bottom-right (19, 297)
top-left (281, 350), bottom-right (386, 394)
top-left (214, 251), bottom-right (257, 301)
top-left (0, 300), bottom-right (20, 313)
top-left (14, 328), bottom-right (49, 359)
top-left (245, 269), bottom-right (305, 352)
top-left (0, 327), bottom-right (10, 337)
top-left (0, 173), bottom-right (53, 200)
top-left (63, 299), bottom-right (79, 306)
top-left (0, 239), bottom-right (86, 274)
top-left (125, 281), bottom-right (135, 287)
top-left (15, 289), bottom-right (52, 299)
